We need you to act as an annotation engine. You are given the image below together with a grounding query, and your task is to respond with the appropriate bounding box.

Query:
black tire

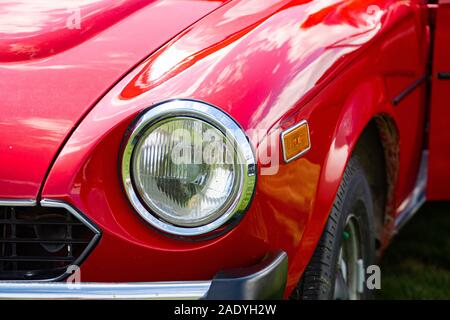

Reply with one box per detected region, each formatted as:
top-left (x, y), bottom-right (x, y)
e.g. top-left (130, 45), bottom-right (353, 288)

top-left (292, 157), bottom-right (376, 300)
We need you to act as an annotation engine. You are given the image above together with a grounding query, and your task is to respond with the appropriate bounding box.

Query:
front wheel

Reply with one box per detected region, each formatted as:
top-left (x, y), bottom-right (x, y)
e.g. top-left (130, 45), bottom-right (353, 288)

top-left (293, 157), bottom-right (376, 300)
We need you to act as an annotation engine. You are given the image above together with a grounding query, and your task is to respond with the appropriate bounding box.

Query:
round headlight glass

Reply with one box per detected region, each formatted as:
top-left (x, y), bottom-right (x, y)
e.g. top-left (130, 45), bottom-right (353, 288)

top-left (122, 100), bottom-right (256, 237)
top-left (132, 117), bottom-right (241, 227)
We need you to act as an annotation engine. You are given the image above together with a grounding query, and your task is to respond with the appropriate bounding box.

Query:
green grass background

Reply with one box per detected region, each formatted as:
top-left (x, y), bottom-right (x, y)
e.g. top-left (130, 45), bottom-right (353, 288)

top-left (377, 202), bottom-right (450, 299)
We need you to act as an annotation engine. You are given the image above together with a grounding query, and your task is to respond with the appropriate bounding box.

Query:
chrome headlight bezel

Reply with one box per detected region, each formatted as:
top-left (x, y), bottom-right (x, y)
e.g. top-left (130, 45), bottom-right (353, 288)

top-left (121, 100), bottom-right (256, 237)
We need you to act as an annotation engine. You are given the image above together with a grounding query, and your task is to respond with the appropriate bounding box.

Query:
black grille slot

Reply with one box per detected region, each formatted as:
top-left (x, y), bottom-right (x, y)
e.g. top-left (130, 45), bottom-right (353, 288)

top-left (0, 204), bottom-right (100, 280)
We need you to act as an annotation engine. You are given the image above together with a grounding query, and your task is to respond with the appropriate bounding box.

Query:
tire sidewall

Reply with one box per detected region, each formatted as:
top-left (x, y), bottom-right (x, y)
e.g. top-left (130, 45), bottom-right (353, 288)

top-left (329, 160), bottom-right (376, 299)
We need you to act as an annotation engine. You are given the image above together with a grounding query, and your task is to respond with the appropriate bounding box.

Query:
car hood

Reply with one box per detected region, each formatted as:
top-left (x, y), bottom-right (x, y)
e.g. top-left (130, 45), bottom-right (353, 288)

top-left (0, 0), bottom-right (157, 63)
top-left (0, 0), bottom-right (224, 199)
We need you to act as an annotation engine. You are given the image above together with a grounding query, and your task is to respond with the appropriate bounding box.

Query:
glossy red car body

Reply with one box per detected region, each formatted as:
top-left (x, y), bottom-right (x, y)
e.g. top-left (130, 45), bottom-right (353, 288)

top-left (0, 0), bottom-right (449, 297)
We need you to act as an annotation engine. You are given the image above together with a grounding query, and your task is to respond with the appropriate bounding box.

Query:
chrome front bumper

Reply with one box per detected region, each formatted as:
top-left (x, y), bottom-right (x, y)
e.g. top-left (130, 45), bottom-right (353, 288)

top-left (0, 251), bottom-right (288, 300)
top-left (0, 281), bottom-right (211, 300)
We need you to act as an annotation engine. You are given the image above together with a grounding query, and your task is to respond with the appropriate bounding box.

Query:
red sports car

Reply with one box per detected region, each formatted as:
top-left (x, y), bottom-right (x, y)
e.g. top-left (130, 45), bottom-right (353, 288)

top-left (0, 0), bottom-right (449, 300)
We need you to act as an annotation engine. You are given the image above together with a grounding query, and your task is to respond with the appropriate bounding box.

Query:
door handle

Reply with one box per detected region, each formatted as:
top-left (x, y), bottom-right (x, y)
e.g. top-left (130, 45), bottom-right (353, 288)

top-left (437, 72), bottom-right (450, 80)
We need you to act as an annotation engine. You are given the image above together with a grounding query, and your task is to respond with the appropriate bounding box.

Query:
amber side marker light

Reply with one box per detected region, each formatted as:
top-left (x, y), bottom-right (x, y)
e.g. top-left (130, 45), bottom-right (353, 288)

top-left (281, 120), bottom-right (311, 163)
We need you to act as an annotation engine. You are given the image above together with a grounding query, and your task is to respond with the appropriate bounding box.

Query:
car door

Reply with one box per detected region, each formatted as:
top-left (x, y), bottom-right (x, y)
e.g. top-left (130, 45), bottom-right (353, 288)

top-left (428, 0), bottom-right (450, 200)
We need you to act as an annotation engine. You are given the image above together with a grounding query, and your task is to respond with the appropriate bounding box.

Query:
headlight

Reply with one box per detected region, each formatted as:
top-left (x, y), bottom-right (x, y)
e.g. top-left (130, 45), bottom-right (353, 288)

top-left (121, 100), bottom-right (256, 237)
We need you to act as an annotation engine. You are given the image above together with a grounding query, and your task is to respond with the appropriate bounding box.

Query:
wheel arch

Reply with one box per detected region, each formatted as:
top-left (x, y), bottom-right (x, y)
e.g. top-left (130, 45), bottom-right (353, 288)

top-left (287, 76), bottom-right (401, 295)
top-left (353, 115), bottom-right (399, 248)
top-left (310, 86), bottom-right (399, 252)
